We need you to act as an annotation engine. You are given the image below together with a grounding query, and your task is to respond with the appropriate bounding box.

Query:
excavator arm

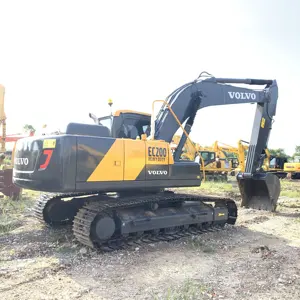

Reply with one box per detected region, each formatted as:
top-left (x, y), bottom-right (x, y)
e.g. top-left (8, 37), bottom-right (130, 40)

top-left (153, 73), bottom-right (280, 211)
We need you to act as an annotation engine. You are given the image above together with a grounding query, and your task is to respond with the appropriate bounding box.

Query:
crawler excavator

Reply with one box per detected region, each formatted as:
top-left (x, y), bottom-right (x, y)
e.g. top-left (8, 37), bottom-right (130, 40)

top-left (214, 140), bottom-right (287, 179)
top-left (12, 73), bottom-right (281, 251)
top-left (171, 135), bottom-right (232, 181)
top-left (213, 140), bottom-right (251, 176)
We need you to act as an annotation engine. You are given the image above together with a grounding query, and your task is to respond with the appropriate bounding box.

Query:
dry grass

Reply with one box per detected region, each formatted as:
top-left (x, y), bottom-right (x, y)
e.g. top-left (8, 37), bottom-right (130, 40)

top-left (0, 180), bottom-right (300, 299)
top-left (0, 190), bottom-right (38, 235)
top-left (153, 279), bottom-right (210, 300)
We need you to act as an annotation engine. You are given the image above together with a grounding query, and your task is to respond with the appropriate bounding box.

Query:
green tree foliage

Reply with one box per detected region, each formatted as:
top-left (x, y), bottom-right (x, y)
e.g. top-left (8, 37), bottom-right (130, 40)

top-left (223, 151), bottom-right (238, 158)
top-left (293, 145), bottom-right (300, 162)
top-left (268, 148), bottom-right (293, 162)
top-left (23, 124), bottom-right (36, 133)
top-left (268, 148), bottom-right (288, 157)
top-left (294, 145), bottom-right (300, 156)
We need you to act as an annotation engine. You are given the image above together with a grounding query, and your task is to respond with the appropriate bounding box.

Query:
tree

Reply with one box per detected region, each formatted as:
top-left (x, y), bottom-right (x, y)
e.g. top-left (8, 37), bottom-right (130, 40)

top-left (294, 145), bottom-right (300, 156)
top-left (293, 145), bottom-right (300, 162)
top-left (23, 124), bottom-right (36, 133)
top-left (268, 148), bottom-right (288, 157)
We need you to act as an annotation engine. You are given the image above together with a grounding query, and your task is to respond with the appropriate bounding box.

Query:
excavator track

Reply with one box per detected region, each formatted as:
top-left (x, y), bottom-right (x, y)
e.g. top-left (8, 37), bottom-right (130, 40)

top-left (33, 192), bottom-right (96, 226)
top-left (33, 191), bottom-right (237, 252)
top-left (72, 192), bottom-right (237, 252)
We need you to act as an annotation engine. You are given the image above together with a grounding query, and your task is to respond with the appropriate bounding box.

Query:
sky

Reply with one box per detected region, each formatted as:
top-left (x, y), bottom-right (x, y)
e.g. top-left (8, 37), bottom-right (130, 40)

top-left (0, 0), bottom-right (299, 154)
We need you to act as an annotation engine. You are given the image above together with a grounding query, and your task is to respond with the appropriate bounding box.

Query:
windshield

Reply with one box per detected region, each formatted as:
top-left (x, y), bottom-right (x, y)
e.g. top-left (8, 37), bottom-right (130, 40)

top-left (200, 151), bottom-right (215, 162)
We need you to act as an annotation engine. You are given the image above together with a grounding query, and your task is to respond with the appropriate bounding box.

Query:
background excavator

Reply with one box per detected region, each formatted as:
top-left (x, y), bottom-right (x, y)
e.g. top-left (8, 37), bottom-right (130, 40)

top-left (284, 159), bottom-right (300, 179)
top-left (264, 148), bottom-right (287, 179)
top-left (214, 140), bottom-right (288, 179)
top-left (211, 140), bottom-right (248, 176)
top-left (12, 73), bottom-right (281, 251)
top-left (171, 135), bottom-right (232, 181)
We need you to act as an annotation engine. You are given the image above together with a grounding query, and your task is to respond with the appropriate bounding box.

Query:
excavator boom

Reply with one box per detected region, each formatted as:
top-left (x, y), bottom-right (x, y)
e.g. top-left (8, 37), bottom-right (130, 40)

top-left (153, 75), bottom-right (279, 211)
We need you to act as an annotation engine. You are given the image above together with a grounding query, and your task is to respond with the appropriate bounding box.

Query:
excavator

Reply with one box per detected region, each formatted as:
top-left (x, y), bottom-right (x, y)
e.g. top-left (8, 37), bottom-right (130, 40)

top-left (263, 148), bottom-right (287, 179)
top-left (171, 135), bottom-right (233, 181)
top-left (284, 160), bottom-right (300, 179)
top-left (212, 140), bottom-right (248, 176)
top-left (214, 140), bottom-right (287, 179)
top-left (12, 73), bottom-right (281, 251)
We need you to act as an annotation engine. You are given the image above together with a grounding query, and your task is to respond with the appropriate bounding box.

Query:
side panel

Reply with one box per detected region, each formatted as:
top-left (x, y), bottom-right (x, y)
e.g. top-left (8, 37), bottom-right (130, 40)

top-left (169, 161), bottom-right (200, 181)
top-left (145, 140), bottom-right (170, 180)
top-left (85, 138), bottom-right (124, 182)
top-left (124, 139), bottom-right (146, 180)
top-left (13, 135), bottom-right (78, 192)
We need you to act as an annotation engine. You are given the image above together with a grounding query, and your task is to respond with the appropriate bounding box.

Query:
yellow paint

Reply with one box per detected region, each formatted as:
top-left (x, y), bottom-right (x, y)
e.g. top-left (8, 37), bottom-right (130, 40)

top-left (168, 147), bottom-right (174, 165)
top-left (0, 84), bottom-right (6, 120)
top-left (87, 138), bottom-right (175, 182)
top-left (146, 140), bottom-right (169, 165)
top-left (113, 110), bottom-right (151, 117)
top-left (284, 162), bottom-right (300, 172)
top-left (87, 139), bottom-right (124, 181)
top-left (218, 213), bottom-right (225, 216)
top-left (124, 139), bottom-right (146, 180)
top-left (43, 139), bottom-right (56, 149)
top-left (261, 117), bottom-right (265, 128)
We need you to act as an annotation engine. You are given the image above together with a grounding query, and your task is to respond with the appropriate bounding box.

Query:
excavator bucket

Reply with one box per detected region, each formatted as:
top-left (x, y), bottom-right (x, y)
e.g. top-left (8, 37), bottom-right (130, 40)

top-left (237, 172), bottom-right (280, 212)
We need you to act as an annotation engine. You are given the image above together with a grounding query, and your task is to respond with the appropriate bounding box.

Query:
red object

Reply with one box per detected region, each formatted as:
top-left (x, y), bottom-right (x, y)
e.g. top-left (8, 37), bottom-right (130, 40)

top-left (0, 131), bottom-right (34, 142)
top-left (39, 149), bottom-right (53, 170)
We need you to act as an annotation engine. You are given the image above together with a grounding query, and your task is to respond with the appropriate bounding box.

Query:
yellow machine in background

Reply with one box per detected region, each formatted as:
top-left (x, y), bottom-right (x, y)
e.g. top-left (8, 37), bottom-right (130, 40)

top-left (171, 135), bottom-right (232, 181)
top-left (263, 149), bottom-right (288, 179)
top-left (211, 140), bottom-right (248, 175)
top-left (214, 140), bottom-right (287, 179)
top-left (284, 159), bottom-right (300, 179)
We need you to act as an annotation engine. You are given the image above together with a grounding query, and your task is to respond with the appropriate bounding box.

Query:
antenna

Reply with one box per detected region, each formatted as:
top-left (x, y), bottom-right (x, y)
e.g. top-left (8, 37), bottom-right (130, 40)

top-left (108, 98), bottom-right (113, 116)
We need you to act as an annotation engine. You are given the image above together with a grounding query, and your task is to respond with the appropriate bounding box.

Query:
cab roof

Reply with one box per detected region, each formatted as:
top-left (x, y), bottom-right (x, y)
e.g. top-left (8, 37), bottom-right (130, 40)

top-left (113, 110), bottom-right (151, 117)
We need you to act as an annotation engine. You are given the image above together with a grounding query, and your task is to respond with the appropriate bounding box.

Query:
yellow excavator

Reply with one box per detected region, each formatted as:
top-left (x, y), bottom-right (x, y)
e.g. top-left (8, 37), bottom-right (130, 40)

top-left (284, 158), bottom-right (300, 179)
top-left (211, 140), bottom-right (248, 176)
top-left (263, 149), bottom-right (288, 179)
top-left (12, 73), bottom-right (281, 251)
top-left (214, 140), bottom-right (287, 179)
top-left (171, 135), bottom-right (232, 181)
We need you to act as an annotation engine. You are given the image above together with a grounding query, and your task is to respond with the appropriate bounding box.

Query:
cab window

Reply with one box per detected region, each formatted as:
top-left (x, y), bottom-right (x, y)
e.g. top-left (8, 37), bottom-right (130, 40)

top-left (200, 151), bottom-right (215, 162)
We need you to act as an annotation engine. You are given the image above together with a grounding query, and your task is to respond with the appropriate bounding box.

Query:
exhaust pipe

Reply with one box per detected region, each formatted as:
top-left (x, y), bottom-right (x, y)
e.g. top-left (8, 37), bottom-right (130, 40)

top-left (236, 172), bottom-right (280, 212)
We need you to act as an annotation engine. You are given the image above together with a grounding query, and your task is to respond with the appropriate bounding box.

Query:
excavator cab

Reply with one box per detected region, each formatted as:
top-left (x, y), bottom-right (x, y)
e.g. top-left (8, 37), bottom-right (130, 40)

top-left (269, 156), bottom-right (288, 170)
top-left (90, 110), bottom-right (151, 139)
top-left (198, 151), bottom-right (216, 166)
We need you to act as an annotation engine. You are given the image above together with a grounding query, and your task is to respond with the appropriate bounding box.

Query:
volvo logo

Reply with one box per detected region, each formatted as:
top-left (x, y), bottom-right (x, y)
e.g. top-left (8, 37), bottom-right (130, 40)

top-left (148, 170), bottom-right (168, 175)
top-left (228, 91), bottom-right (256, 100)
top-left (14, 157), bottom-right (29, 166)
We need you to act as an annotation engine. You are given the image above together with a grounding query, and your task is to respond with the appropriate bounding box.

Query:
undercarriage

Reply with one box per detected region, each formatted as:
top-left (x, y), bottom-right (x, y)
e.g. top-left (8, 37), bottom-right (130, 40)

top-left (33, 191), bottom-right (237, 252)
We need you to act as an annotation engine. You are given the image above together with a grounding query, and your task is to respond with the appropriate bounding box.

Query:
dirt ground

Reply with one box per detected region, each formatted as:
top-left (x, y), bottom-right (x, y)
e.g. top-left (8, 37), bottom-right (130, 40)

top-left (0, 181), bottom-right (300, 300)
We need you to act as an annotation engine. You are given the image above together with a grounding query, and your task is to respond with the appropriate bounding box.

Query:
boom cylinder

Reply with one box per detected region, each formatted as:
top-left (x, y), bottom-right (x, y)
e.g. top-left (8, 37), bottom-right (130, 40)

top-left (215, 78), bottom-right (274, 85)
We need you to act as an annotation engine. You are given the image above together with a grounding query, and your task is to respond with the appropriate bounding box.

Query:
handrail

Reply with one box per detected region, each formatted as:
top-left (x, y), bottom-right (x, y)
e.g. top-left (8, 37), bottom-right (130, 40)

top-left (151, 100), bottom-right (206, 181)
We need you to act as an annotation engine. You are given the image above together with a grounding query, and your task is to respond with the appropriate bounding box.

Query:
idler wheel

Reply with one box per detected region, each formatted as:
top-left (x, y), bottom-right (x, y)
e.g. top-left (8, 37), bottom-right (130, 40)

top-left (92, 214), bottom-right (116, 241)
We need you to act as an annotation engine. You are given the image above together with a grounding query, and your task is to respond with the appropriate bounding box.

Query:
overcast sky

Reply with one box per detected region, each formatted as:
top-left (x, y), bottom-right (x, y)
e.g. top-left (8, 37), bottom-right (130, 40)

top-left (0, 0), bottom-right (299, 154)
